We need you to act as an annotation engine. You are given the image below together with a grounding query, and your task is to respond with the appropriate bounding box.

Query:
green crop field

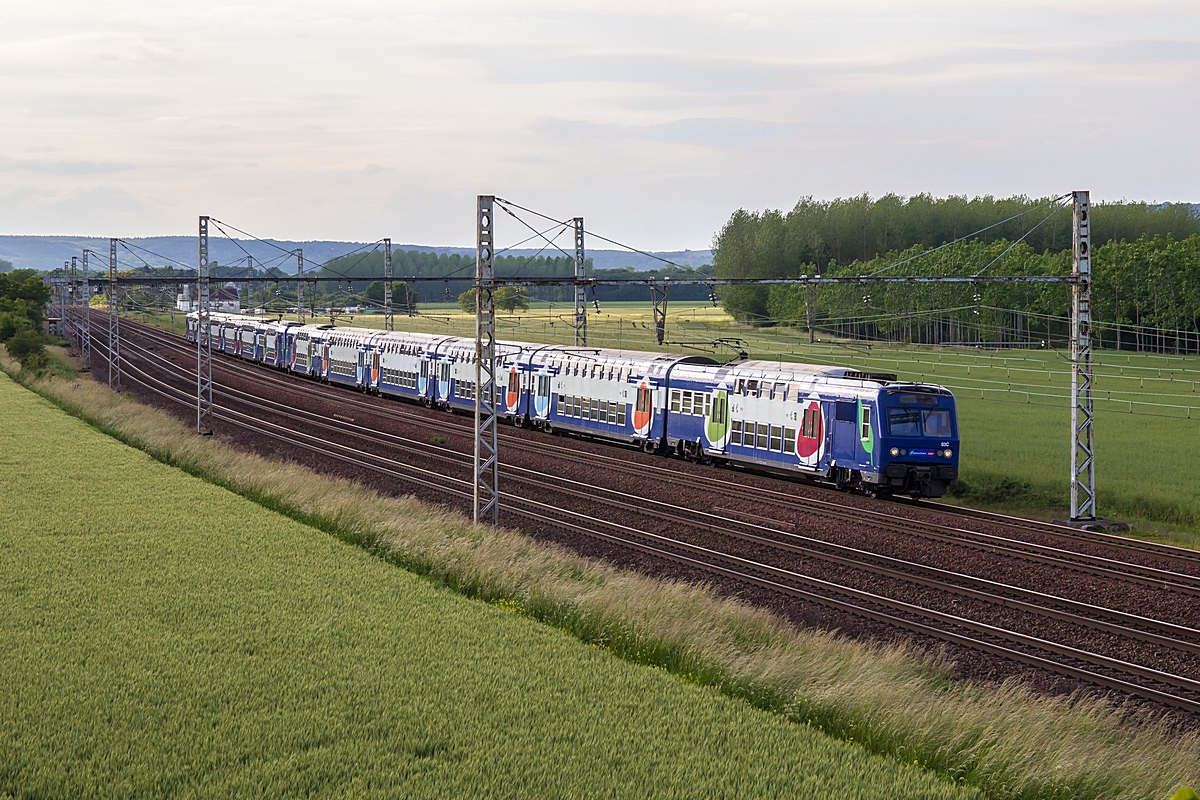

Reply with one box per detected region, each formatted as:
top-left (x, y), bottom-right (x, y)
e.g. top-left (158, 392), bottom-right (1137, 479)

top-left (138, 299), bottom-right (1199, 538)
top-left (0, 370), bottom-right (972, 799)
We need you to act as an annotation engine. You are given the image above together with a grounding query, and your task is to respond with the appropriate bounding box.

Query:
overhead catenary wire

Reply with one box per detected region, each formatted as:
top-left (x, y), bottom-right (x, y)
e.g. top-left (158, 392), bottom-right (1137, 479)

top-left (973, 197), bottom-right (1073, 277)
top-left (866, 193), bottom-right (1073, 277)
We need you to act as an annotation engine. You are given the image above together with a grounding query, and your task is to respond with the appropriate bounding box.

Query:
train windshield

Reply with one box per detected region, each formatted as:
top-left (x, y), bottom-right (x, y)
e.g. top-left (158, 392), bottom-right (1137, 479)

top-left (885, 393), bottom-right (954, 437)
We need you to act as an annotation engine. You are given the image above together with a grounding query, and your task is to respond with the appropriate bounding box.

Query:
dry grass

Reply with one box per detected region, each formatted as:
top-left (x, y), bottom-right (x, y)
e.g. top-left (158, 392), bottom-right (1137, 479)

top-left (3, 344), bottom-right (1199, 800)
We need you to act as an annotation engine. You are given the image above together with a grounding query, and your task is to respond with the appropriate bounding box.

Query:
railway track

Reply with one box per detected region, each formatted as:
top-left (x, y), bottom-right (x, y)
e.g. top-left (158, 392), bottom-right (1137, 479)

top-left (122, 316), bottom-right (1200, 584)
top-left (70, 310), bottom-right (1200, 715)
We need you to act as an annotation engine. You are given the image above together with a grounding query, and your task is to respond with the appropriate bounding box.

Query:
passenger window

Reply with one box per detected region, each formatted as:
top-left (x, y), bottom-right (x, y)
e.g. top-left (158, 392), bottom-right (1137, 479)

top-left (731, 420), bottom-right (742, 446)
top-left (783, 427), bottom-right (796, 454)
top-left (681, 392), bottom-right (692, 415)
top-left (770, 425), bottom-right (782, 452)
top-left (861, 407), bottom-right (872, 440)
top-left (670, 390), bottom-right (681, 412)
top-left (756, 423), bottom-right (769, 449)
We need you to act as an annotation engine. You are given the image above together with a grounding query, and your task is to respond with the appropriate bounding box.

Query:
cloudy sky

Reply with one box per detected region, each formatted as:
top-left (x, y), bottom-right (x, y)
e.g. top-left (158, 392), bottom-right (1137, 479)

top-left (1, 1), bottom-right (1197, 249)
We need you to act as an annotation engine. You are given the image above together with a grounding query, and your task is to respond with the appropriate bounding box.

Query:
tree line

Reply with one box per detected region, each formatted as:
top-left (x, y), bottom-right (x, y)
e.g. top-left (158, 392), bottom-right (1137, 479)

top-left (713, 195), bottom-right (1200, 350)
top-left (0, 269), bottom-right (55, 373)
top-left (309, 252), bottom-right (715, 307)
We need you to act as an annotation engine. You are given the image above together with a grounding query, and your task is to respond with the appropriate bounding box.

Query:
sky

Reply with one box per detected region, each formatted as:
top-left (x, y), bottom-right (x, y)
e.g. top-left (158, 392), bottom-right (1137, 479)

top-left (1, 1), bottom-right (1197, 250)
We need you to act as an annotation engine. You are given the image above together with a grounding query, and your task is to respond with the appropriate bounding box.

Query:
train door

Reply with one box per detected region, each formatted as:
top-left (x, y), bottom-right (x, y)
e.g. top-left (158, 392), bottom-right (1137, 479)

top-left (831, 400), bottom-right (858, 463)
top-left (633, 382), bottom-right (653, 437)
top-left (704, 389), bottom-right (729, 449)
top-left (419, 358), bottom-right (429, 396)
top-left (505, 367), bottom-right (520, 414)
top-left (356, 348), bottom-right (365, 386)
top-left (371, 349), bottom-right (381, 388)
top-left (534, 373), bottom-right (551, 418)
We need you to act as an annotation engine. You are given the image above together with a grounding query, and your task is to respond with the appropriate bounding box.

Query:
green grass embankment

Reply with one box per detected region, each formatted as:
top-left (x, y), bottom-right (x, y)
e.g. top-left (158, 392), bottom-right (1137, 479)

top-left (0, 369), bottom-right (969, 798)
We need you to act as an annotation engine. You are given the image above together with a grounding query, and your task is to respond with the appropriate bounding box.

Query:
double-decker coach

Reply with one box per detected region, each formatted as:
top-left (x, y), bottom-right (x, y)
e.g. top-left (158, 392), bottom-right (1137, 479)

top-left (185, 312), bottom-right (959, 498)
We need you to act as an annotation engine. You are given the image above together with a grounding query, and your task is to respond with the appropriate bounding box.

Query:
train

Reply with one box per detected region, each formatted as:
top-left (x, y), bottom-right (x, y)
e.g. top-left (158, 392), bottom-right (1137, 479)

top-left (185, 312), bottom-right (960, 498)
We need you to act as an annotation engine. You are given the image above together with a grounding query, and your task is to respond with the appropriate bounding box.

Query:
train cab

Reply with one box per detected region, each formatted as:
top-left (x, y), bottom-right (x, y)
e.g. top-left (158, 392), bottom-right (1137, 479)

top-left (872, 386), bottom-right (959, 498)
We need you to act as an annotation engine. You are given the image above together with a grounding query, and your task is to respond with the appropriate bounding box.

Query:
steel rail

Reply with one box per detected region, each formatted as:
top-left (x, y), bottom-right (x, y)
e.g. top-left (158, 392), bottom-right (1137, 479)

top-left (100, 342), bottom-right (1200, 713)
top-left (113, 314), bottom-right (1200, 588)
top-left (99, 325), bottom-right (1200, 703)
top-left (114, 332), bottom-right (1200, 651)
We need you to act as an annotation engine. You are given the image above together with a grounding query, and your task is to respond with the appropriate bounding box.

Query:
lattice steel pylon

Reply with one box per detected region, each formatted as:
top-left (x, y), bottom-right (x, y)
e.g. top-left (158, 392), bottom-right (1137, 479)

top-left (383, 237), bottom-right (394, 332)
top-left (573, 217), bottom-right (587, 346)
top-left (474, 195), bottom-right (499, 525)
top-left (80, 250), bottom-right (91, 371)
top-left (650, 283), bottom-right (668, 345)
top-left (69, 256), bottom-right (78, 346)
top-left (108, 238), bottom-right (120, 389)
top-left (197, 216), bottom-right (213, 435)
top-left (1070, 190), bottom-right (1095, 521)
top-left (295, 249), bottom-right (307, 325)
top-left (59, 262), bottom-right (67, 338)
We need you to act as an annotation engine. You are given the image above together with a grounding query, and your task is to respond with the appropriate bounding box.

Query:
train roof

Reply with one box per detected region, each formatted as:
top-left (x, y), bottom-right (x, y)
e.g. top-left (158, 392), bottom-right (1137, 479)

top-left (728, 359), bottom-right (900, 384)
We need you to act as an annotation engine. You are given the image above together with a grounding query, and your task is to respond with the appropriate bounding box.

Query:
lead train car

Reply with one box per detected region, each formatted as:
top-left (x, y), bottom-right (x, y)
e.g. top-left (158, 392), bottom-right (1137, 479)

top-left (187, 312), bottom-right (959, 498)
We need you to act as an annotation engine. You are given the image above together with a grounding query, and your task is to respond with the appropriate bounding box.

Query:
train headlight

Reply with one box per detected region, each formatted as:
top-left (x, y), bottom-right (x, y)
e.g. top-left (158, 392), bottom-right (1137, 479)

top-left (890, 447), bottom-right (899, 457)
top-left (943, 449), bottom-right (953, 458)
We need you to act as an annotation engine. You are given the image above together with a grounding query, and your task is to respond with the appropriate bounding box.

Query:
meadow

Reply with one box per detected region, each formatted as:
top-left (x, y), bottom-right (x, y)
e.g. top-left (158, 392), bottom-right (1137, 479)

top-left (0, 369), bottom-right (974, 799)
top-left (140, 299), bottom-right (1200, 538)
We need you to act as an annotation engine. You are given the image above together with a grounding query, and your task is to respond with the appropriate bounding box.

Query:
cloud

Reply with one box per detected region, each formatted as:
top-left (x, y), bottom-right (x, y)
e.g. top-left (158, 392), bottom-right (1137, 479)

top-left (0, 157), bottom-right (136, 176)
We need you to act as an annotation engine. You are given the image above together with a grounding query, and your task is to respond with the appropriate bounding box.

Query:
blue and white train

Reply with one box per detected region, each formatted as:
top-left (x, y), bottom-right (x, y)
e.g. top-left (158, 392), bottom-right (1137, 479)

top-left (186, 312), bottom-right (960, 498)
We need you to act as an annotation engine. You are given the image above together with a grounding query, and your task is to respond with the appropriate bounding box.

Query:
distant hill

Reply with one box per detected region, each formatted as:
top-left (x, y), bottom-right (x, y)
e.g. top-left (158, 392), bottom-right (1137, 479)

top-left (0, 235), bottom-right (711, 274)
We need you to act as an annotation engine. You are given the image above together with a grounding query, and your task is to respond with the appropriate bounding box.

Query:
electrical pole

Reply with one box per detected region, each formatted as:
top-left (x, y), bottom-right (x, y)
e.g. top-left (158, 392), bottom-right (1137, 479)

top-left (197, 216), bottom-right (213, 435)
top-left (384, 237), bottom-right (393, 332)
top-left (651, 283), bottom-right (668, 345)
top-left (474, 195), bottom-right (499, 525)
top-left (109, 238), bottom-right (119, 389)
top-left (60, 262), bottom-right (68, 341)
top-left (69, 257), bottom-right (78, 347)
top-left (573, 217), bottom-right (587, 346)
top-left (80, 250), bottom-right (91, 371)
top-left (1070, 190), bottom-right (1095, 522)
top-left (296, 249), bottom-right (305, 325)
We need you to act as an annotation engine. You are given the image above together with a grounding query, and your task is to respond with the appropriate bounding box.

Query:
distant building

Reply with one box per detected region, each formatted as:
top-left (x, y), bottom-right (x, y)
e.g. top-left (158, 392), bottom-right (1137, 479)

top-left (177, 283), bottom-right (240, 312)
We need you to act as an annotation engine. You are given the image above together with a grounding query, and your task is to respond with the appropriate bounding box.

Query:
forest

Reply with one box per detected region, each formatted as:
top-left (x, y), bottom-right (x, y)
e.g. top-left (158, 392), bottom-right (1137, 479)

top-left (712, 195), bottom-right (1200, 351)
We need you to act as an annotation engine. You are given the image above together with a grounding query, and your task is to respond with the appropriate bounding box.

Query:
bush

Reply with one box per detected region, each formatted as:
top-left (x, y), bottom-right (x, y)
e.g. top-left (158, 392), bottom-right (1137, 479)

top-left (0, 312), bottom-right (31, 343)
top-left (7, 329), bottom-right (48, 374)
